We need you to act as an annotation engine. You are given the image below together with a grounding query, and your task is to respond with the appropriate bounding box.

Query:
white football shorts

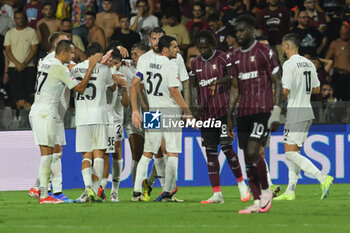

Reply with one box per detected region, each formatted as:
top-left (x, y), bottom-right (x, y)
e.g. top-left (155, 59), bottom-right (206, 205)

top-left (76, 124), bottom-right (108, 153)
top-left (55, 122), bottom-right (66, 146)
top-left (143, 128), bottom-right (182, 154)
top-left (29, 115), bottom-right (56, 147)
top-left (284, 120), bottom-right (312, 147)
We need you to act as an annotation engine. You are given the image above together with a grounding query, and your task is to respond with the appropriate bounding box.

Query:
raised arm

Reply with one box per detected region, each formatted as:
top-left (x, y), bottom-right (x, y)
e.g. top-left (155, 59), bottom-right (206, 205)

top-left (73, 54), bottom-right (101, 93)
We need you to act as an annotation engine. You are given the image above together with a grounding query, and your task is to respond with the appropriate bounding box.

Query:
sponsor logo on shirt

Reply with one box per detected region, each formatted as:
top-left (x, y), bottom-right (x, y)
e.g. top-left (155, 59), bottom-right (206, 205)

top-left (266, 17), bottom-right (280, 26)
top-left (250, 56), bottom-right (255, 62)
top-left (199, 77), bottom-right (217, 87)
top-left (238, 71), bottom-right (258, 80)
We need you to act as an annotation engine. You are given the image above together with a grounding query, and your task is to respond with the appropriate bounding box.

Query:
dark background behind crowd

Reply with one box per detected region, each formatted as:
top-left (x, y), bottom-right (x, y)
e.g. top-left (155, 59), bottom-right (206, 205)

top-left (1, 0), bottom-right (350, 128)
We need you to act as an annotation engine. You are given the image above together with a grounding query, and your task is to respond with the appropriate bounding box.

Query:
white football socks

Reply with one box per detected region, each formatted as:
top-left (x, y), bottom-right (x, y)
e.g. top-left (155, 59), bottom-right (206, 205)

top-left (112, 158), bottom-right (123, 193)
top-left (285, 161), bottom-right (301, 195)
top-left (134, 156), bottom-right (151, 193)
top-left (92, 158), bottom-right (104, 193)
top-left (131, 160), bottom-right (138, 184)
top-left (154, 157), bottom-right (166, 189)
top-left (51, 152), bottom-right (62, 194)
top-left (147, 164), bottom-right (158, 187)
top-left (39, 154), bottom-right (53, 198)
top-left (285, 151), bottom-right (326, 183)
top-left (100, 178), bottom-right (108, 189)
top-left (82, 167), bottom-right (92, 188)
top-left (164, 156), bottom-right (178, 193)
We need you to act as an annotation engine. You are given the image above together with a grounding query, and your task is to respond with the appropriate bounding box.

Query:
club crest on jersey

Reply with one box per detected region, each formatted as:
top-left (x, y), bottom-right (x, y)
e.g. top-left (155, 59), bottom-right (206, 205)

top-left (144, 110), bottom-right (161, 129)
top-left (250, 56), bottom-right (255, 62)
top-left (212, 64), bottom-right (217, 70)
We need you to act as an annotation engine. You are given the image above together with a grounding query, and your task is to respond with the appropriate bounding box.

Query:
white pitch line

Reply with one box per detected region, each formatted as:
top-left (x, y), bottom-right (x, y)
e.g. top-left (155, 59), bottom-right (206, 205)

top-left (0, 223), bottom-right (348, 229)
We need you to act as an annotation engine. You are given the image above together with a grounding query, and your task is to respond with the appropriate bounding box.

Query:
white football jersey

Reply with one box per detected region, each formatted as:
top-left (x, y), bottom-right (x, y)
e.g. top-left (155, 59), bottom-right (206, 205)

top-left (171, 53), bottom-right (189, 91)
top-left (138, 50), bottom-right (188, 91)
top-left (40, 51), bottom-right (72, 123)
top-left (106, 66), bottom-right (127, 124)
top-left (282, 54), bottom-right (320, 123)
top-left (136, 55), bottom-right (180, 112)
top-left (30, 58), bottom-right (79, 118)
top-left (72, 60), bottom-right (114, 126)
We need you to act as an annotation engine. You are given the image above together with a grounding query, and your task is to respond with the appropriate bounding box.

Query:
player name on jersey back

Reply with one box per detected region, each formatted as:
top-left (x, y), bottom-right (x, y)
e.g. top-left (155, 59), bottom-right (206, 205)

top-left (72, 61), bottom-right (114, 126)
top-left (149, 63), bottom-right (162, 69)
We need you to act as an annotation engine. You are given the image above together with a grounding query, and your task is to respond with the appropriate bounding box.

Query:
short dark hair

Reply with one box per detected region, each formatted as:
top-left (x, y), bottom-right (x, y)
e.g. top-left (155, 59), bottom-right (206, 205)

top-left (119, 13), bottom-right (130, 21)
top-left (158, 35), bottom-right (176, 52)
top-left (86, 11), bottom-right (96, 18)
top-left (297, 10), bottom-right (307, 17)
top-left (192, 2), bottom-right (205, 11)
top-left (103, 0), bottom-right (113, 2)
top-left (282, 33), bottom-right (301, 48)
top-left (195, 30), bottom-right (216, 47)
top-left (150, 27), bottom-right (165, 35)
top-left (106, 40), bottom-right (122, 51)
top-left (136, 0), bottom-right (148, 6)
top-left (56, 40), bottom-right (73, 54)
top-left (132, 43), bottom-right (150, 53)
top-left (62, 18), bottom-right (71, 24)
top-left (86, 42), bottom-right (103, 57)
top-left (43, 2), bottom-right (54, 8)
top-left (207, 13), bottom-right (220, 23)
top-left (235, 14), bottom-right (256, 28)
top-left (110, 49), bottom-right (122, 60)
top-left (49, 32), bottom-right (67, 49)
top-left (165, 7), bottom-right (181, 20)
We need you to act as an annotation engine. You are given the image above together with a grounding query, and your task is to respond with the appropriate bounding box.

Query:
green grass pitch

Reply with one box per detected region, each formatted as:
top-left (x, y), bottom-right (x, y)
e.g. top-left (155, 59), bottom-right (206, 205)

top-left (0, 184), bottom-right (349, 233)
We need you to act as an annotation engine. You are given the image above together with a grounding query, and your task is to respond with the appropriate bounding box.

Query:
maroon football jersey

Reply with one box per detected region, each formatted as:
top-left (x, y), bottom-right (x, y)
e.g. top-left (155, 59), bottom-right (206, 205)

top-left (190, 50), bottom-right (232, 120)
top-left (257, 6), bottom-right (292, 46)
top-left (231, 41), bottom-right (280, 117)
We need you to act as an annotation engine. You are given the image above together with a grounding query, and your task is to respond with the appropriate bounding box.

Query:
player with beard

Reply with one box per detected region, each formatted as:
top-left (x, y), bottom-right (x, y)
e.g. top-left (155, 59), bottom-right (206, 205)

top-left (227, 14), bottom-right (282, 214)
top-left (131, 35), bottom-right (194, 201)
top-left (274, 33), bottom-right (334, 201)
top-left (189, 30), bottom-right (250, 204)
top-left (135, 27), bottom-right (190, 202)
